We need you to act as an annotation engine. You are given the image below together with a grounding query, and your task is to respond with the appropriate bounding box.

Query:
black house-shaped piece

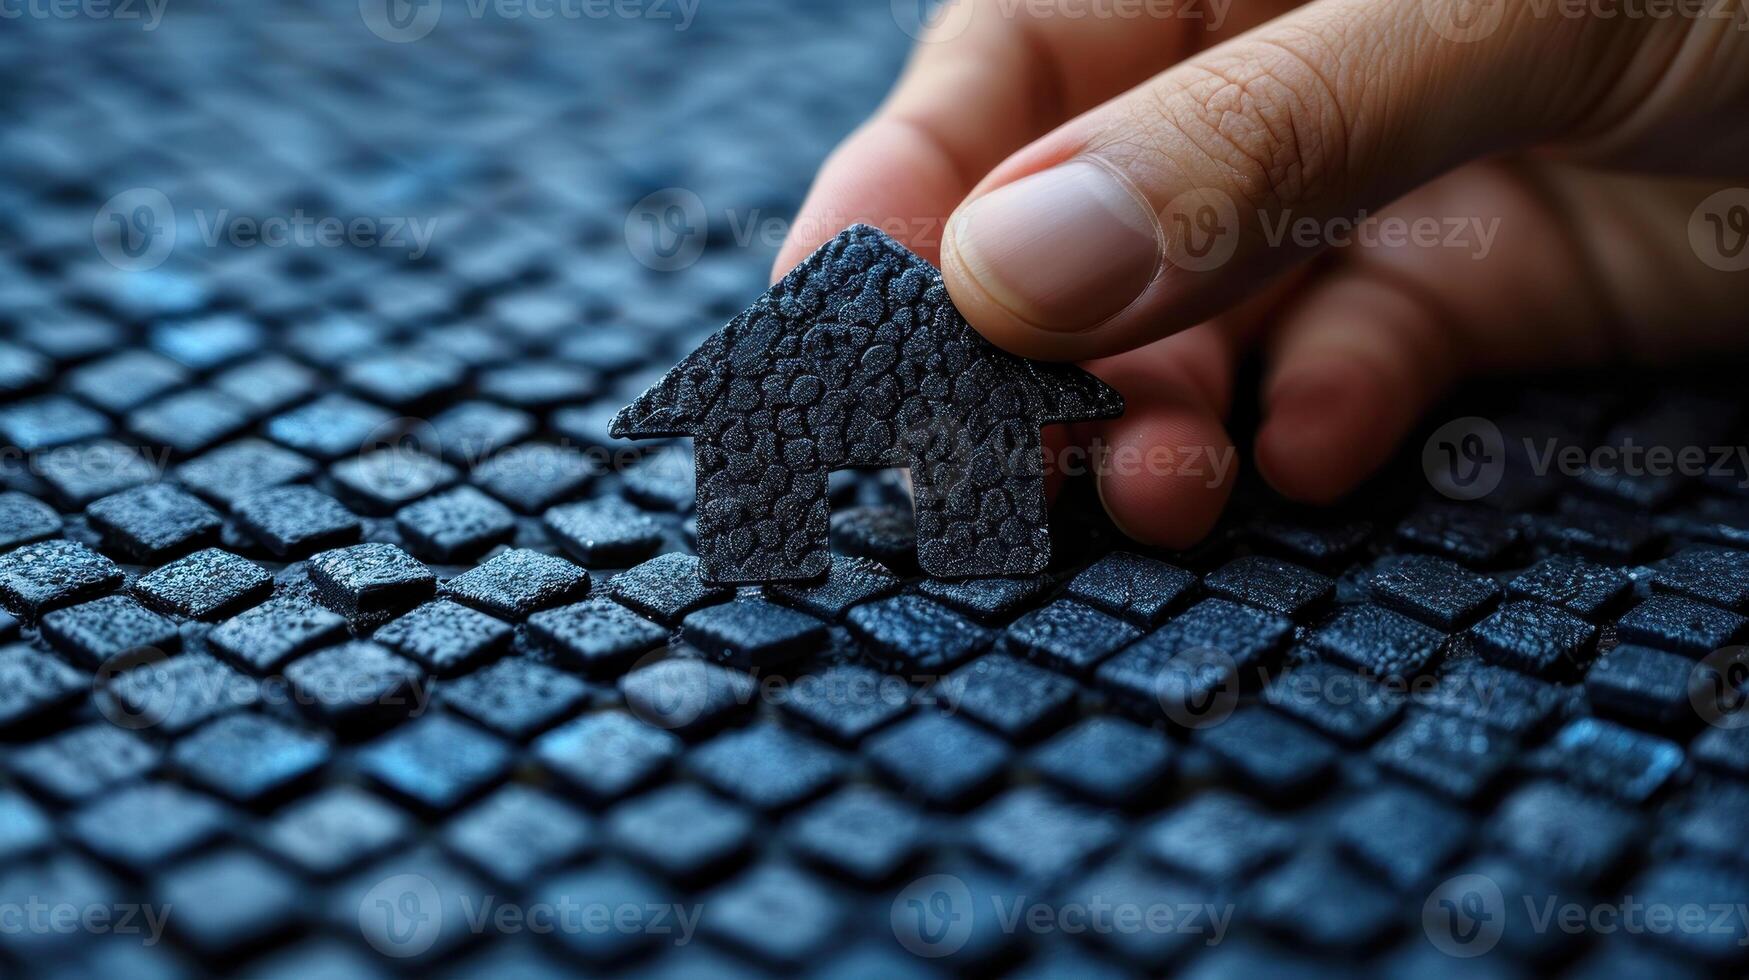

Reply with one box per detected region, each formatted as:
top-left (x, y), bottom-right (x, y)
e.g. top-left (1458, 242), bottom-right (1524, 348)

top-left (612, 225), bottom-right (1124, 584)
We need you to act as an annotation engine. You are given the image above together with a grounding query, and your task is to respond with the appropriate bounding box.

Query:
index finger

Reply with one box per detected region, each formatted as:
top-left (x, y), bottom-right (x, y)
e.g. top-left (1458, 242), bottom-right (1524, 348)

top-left (772, 0), bottom-right (1270, 277)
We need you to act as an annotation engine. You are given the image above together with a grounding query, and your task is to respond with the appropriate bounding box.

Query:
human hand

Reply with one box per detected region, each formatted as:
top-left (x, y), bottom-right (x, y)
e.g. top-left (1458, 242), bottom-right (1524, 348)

top-left (774, 0), bottom-right (1749, 548)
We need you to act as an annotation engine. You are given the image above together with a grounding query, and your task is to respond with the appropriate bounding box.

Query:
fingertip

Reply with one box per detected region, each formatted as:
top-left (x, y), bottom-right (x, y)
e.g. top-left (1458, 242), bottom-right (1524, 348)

top-left (770, 118), bottom-right (968, 282)
top-left (942, 225), bottom-right (1104, 362)
top-left (939, 157), bottom-right (1167, 363)
top-left (1091, 407), bottom-right (1236, 551)
top-left (1254, 362), bottom-right (1401, 505)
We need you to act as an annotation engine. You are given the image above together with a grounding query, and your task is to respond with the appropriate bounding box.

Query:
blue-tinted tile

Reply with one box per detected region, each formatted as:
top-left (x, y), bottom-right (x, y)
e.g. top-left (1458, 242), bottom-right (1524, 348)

top-left (441, 548), bottom-right (589, 620)
top-left (847, 595), bottom-right (994, 673)
top-left (535, 711), bottom-right (682, 804)
top-left (440, 656), bottom-right (588, 740)
top-left (544, 497), bottom-right (665, 566)
top-left (687, 723), bottom-right (845, 811)
top-left (609, 553), bottom-right (732, 623)
top-left (357, 713), bottom-right (515, 814)
top-left (864, 712), bottom-right (1011, 808)
top-left (967, 786), bottom-right (1121, 882)
top-left (939, 653), bottom-right (1078, 741)
top-left (765, 555), bottom-right (900, 619)
top-left (1469, 601), bottom-right (1598, 679)
top-left (0, 539), bottom-right (123, 617)
top-left (374, 599), bottom-right (513, 677)
top-left (174, 439), bottom-right (317, 509)
top-left (1309, 603), bottom-right (1446, 680)
top-left (787, 786), bottom-right (923, 884)
top-left (1506, 554), bottom-right (1631, 620)
top-left (1617, 594), bottom-right (1748, 656)
top-left (394, 485), bottom-right (517, 563)
top-left (1529, 717), bottom-right (1684, 804)
top-left (528, 597), bottom-right (666, 676)
top-left (231, 485), bottom-right (362, 559)
top-left (1004, 600), bottom-right (1141, 677)
top-left (264, 394), bottom-right (396, 462)
top-left (133, 548), bottom-right (272, 620)
top-left (1203, 555), bottom-right (1332, 618)
top-left (441, 784), bottom-right (593, 886)
top-left (682, 597), bottom-right (826, 668)
top-left (173, 713), bottom-right (331, 804)
top-left (1369, 554), bottom-right (1500, 629)
top-left (1030, 716), bottom-right (1171, 805)
top-left (607, 784), bottom-right (753, 884)
top-left (210, 597), bottom-right (348, 673)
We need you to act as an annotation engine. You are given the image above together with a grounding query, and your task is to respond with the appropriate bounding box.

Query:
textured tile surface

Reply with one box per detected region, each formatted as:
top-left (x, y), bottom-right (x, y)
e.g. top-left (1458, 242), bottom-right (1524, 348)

top-left (4, 11), bottom-right (1748, 979)
top-left (613, 225), bottom-right (1122, 582)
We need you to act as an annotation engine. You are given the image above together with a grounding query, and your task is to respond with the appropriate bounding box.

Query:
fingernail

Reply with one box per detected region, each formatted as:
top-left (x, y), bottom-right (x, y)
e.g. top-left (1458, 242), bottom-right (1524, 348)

top-left (948, 159), bottom-right (1161, 332)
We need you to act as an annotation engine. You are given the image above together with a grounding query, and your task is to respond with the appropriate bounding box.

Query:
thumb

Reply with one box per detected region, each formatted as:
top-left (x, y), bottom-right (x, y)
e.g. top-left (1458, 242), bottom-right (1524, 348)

top-left (939, 0), bottom-right (1704, 361)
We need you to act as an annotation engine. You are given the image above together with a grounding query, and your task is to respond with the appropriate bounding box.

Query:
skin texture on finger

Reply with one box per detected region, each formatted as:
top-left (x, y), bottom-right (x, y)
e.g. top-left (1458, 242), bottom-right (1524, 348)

top-left (1334, 162), bottom-right (1747, 371)
top-left (1360, 164), bottom-right (1614, 369)
top-left (1254, 162), bottom-right (1607, 503)
top-left (1551, 15), bottom-right (1749, 175)
top-left (1255, 161), bottom-right (1749, 505)
top-left (771, 0), bottom-right (1303, 276)
top-left (939, 0), bottom-right (1719, 363)
top-left (1256, 272), bottom-right (1452, 503)
top-left (1548, 171), bottom-right (1749, 358)
top-left (773, 4), bottom-right (1304, 549)
top-left (1083, 323), bottom-right (1242, 549)
top-left (1076, 279), bottom-right (1289, 543)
